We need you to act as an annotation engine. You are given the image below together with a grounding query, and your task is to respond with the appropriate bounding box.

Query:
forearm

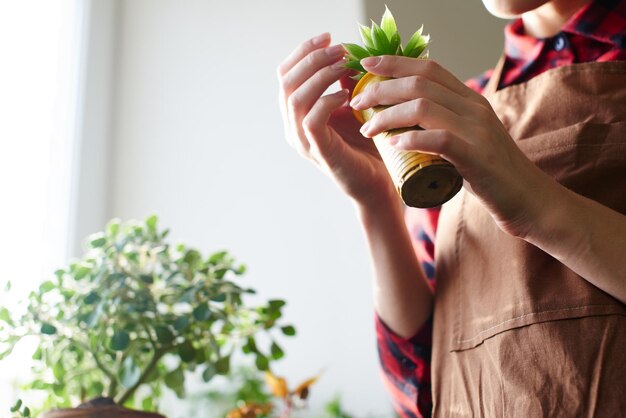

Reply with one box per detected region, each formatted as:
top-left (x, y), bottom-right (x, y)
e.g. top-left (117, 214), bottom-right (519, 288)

top-left (525, 172), bottom-right (626, 303)
top-left (354, 190), bottom-right (434, 339)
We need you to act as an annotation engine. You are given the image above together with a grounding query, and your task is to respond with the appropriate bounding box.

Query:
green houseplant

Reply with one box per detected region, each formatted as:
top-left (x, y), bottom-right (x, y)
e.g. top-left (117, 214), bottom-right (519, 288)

top-left (0, 216), bottom-right (295, 418)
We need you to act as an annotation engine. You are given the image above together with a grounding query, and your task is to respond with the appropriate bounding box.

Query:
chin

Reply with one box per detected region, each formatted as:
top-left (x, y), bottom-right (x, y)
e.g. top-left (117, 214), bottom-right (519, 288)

top-left (481, 0), bottom-right (550, 18)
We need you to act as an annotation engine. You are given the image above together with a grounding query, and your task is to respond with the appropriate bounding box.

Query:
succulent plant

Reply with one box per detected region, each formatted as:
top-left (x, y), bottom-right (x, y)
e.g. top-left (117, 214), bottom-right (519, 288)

top-left (343, 5), bottom-right (430, 79)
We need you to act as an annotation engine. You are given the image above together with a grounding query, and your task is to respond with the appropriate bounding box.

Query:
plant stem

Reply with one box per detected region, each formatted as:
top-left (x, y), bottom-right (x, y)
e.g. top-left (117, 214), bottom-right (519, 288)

top-left (109, 378), bottom-right (118, 400)
top-left (116, 348), bottom-right (166, 405)
top-left (67, 336), bottom-right (118, 398)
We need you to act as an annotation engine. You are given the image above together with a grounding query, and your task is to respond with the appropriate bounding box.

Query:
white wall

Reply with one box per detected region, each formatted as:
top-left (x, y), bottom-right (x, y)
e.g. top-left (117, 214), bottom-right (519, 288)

top-left (109, 0), bottom-right (390, 416)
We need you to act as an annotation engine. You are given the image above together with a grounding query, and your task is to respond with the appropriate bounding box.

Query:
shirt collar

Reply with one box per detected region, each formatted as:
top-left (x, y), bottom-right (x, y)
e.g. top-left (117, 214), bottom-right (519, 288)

top-left (563, 0), bottom-right (626, 47)
top-left (504, 0), bottom-right (626, 62)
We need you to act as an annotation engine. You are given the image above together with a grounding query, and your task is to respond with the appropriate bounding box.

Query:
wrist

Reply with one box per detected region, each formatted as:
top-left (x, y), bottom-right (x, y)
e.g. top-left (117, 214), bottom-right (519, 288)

top-left (353, 185), bottom-right (404, 222)
top-left (522, 172), bottom-right (588, 261)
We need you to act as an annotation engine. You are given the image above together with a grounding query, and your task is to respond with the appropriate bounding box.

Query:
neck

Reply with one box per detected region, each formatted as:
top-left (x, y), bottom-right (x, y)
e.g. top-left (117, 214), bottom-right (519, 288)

top-left (522, 0), bottom-right (592, 38)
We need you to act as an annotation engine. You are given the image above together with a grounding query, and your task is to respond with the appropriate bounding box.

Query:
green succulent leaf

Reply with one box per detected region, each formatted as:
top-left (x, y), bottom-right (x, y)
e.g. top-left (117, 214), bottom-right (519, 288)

top-left (370, 21), bottom-right (390, 53)
top-left (344, 60), bottom-right (366, 73)
top-left (390, 32), bottom-right (401, 55)
top-left (358, 23), bottom-right (374, 49)
top-left (365, 45), bottom-right (382, 56)
top-left (404, 26), bottom-right (429, 58)
top-left (380, 5), bottom-right (397, 40)
top-left (348, 7), bottom-right (431, 78)
top-left (343, 43), bottom-right (369, 60)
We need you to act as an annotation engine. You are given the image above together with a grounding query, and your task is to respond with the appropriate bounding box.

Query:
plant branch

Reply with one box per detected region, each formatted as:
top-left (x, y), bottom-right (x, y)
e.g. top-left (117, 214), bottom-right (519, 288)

top-left (116, 347), bottom-right (169, 405)
top-left (140, 320), bottom-right (157, 350)
top-left (67, 336), bottom-right (118, 397)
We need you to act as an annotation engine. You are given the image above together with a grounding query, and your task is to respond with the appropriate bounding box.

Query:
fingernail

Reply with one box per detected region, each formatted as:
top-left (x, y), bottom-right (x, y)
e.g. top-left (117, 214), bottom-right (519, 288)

top-left (327, 44), bottom-right (345, 58)
top-left (361, 56), bottom-right (381, 67)
top-left (350, 95), bottom-right (361, 108)
top-left (360, 121), bottom-right (370, 135)
top-left (331, 59), bottom-right (347, 70)
top-left (312, 32), bottom-right (330, 45)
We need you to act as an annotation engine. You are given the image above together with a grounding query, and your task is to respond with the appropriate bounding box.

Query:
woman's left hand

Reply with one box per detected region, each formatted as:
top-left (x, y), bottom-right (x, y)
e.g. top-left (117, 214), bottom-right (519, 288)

top-left (352, 55), bottom-right (551, 239)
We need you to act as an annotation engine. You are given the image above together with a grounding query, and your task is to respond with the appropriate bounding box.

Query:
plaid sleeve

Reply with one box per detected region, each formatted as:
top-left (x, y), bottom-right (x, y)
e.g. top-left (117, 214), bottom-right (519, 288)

top-left (375, 312), bottom-right (433, 418)
top-left (374, 207), bottom-right (439, 418)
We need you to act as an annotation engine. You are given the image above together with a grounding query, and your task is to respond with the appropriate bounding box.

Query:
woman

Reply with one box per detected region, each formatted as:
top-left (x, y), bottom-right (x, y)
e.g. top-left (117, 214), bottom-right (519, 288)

top-left (277, 0), bottom-right (626, 416)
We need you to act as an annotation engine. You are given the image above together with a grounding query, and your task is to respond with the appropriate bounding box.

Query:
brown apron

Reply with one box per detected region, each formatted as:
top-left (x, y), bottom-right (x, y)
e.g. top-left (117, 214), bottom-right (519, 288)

top-left (432, 59), bottom-right (626, 417)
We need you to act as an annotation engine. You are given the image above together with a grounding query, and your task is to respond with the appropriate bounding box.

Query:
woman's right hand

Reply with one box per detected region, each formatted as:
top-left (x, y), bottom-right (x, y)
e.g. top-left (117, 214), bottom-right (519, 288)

top-left (277, 33), bottom-right (397, 208)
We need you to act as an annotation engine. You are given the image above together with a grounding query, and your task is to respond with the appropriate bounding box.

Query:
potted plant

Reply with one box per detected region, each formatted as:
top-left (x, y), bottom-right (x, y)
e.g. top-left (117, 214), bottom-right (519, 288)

top-left (0, 216), bottom-right (295, 418)
top-left (343, 6), bottom-right (463, 208)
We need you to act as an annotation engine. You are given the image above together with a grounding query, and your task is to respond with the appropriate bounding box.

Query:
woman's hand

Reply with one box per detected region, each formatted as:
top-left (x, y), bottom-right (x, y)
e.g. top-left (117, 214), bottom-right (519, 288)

top-left (277, 34), bottom-right (398, 209)
top-left (352, 55), bottom-right (550, 238)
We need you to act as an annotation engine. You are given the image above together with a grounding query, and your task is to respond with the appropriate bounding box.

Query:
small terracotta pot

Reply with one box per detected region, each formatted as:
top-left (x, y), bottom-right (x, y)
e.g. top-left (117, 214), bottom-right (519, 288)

top-left (41, 405), bottom-right (166, 418)
top-left (353, 72), bottom-right (463, 208)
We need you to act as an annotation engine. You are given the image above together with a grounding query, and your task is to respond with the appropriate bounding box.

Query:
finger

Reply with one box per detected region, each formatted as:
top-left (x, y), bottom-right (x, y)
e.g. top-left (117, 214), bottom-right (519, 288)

top-left (389, 129), bottom-right (469, 167)
top-left (339, 73), bottom-right (358, 93)
top-left (277, 33), bottom-right (331, 77)
top-left (361, 56), bottom-right (478, 101)
top-left (360, 97), bottom-right (467, 139)
top-left (287, 60), bottom-right (350, 123)
top-left (351, 75), bottom-right (470, 116)
top-left (281, 44), bottom-right (346, 96)
top-left (301, 89), bottom-right (349, 163)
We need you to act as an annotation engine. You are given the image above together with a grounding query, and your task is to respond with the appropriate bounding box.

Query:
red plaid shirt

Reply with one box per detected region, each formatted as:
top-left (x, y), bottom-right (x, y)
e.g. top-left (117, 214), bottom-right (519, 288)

top-left (375, 1), bottom-right (626, 417)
